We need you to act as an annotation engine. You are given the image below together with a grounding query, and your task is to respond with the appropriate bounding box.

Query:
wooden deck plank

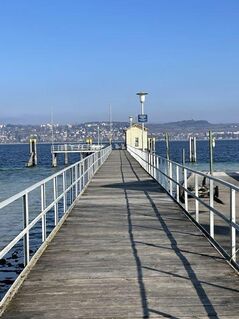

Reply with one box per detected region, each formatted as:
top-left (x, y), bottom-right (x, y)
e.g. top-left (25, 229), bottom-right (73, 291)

top-left (1, 150), bottom-right (239, 318)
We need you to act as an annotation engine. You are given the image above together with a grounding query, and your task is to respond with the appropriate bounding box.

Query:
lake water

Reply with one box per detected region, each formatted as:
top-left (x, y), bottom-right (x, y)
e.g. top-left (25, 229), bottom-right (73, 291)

top-left (155, 139), bottom-right (239, 172)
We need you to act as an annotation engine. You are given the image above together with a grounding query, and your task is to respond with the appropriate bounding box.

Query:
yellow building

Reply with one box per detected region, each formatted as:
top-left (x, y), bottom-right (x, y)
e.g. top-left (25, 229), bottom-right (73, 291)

top-left (125, 124), bottom-right (148, 150)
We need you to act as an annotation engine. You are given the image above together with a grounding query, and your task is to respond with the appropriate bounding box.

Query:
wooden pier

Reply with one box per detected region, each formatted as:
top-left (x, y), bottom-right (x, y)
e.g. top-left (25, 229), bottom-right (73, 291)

top-left (1, 150), bottom-right (239, 318)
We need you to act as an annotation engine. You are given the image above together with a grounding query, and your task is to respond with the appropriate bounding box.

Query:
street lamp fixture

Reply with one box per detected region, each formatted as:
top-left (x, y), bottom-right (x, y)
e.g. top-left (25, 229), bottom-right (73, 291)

top-left (136, 92), bottom-right (148, 104)
top-left (136, 91), bottom-right (148, 150)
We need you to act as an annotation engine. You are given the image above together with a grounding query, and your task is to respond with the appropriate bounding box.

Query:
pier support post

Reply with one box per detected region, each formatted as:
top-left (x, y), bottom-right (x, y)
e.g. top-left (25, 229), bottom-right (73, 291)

top-left (27, 137), bottom-right (37, 167)
top-left (189, 137), bottom-right (197, 162)
top-left (182, 148), bottom-right (185, 166)
top-left (64, 144), bottom-right (68, 165)
top-left (52, 153), bottom-right (57, 167)
top-left (165, 132), bottom-right (170, 161)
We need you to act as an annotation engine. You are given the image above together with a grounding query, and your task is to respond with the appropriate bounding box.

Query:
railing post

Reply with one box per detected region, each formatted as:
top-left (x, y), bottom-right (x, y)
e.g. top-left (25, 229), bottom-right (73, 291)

top-left (41, 183), bottom-right (46, 242)
top-left (78, 162), bottom-right (81, 192)
top-left (80, 162), bottom-right (84, 192)
top-left (90, 155), bottom-right (92, 178)
top-left (71, 167), bottom-right (74, 203)
top-left (94, 153), bottom-right (96, 173)
top-left (184, 168), bottom-right (188, 211)
top-left (87, 157), bottom-right (90, 183)
top-left (153, 154), bottom-right (156, 179)
top-left (176, 165), bottom-right (179, 202)
top-left (156, 156), bottom-right (159, 182)
top-left (160, 158), bottom-right (163, 186)
top-left (169, 162), bottom-right (173, 195)
top-left (63, 171), bottom-right (66, 212)
top-left (149, 153), bottom-right (152, 175)
top-left (91, 155), bottom-right (94, 177)
top-left (23, 193), bottom-right (30, 266)
top-left (53, 177), bottom-right (58, 226)
top-left (230, 188), bottom-right (236, 262)
top-left (195, 174), bottom-right (199, 223)
top-left (209, 179), bottom-right (214, 238)
top-left (97, 152), bottom-right (101, 168)
top-left (83, 160), bottom-right (86, 187)
top-left (166, 160), bottom-right (169, 190)
top-left (151, 153), bottom-right (154, 177)
top-left (75, 164), bottom-right (78, 198)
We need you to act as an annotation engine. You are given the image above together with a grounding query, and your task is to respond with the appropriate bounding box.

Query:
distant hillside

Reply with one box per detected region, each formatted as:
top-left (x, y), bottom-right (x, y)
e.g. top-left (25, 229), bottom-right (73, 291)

top-left (147, 120), bottom-right (211, 131)
top-left (146, 120), bottom-right (239, 134)
top-left (84, 119), bottom-right (239, 134)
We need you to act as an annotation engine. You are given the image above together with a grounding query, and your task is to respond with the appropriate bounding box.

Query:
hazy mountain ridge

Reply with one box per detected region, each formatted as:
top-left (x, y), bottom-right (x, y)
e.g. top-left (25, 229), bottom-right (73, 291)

top-left (146, 120), bottom-right (239, 133)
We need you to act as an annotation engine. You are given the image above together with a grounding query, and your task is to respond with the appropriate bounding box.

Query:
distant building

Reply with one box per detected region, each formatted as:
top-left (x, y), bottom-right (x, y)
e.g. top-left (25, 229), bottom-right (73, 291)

top-left (125, 124), bottom-right (148, 150)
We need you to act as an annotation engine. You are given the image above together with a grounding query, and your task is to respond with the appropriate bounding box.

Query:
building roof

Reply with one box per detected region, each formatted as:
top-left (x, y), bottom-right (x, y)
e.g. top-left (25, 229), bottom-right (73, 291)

top-left (125, 124), bottom-right (148, 131)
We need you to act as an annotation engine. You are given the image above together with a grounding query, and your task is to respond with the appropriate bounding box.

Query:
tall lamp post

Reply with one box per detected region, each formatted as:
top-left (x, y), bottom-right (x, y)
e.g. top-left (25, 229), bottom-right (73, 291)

top-left (136, 91), bottom-right (148, 151)
top-left (97, 125), bottom-right (100, 146)
top-left (129, 116), bottom-right (133, 127)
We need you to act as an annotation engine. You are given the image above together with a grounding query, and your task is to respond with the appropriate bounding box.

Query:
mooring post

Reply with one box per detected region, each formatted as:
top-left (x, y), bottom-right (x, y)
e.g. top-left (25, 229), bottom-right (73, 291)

top-left (27, 137), bottom-right (37, 167)
top-left (189, 137), bottom-right (197, 162)
top-left (189, 137), bottom-right (192, 162)
top-left (193, 137), bottom-right (197, 162)
top-left (165, 132), bottom-right (170, 161)
top-left (52, 153), bottom-right (57, 167)
top-left (182, 148), bottom-right (185, 166)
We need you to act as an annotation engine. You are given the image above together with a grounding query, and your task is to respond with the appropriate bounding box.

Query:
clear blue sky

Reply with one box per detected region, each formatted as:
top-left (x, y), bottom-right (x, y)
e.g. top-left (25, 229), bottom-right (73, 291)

top-left (0, 0), bottom-right (239, 124)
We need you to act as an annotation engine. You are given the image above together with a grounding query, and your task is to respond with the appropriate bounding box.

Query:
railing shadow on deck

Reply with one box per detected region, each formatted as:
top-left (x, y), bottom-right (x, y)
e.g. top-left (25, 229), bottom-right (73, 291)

top-left (101, 179), bottom-right (161, 193)
top-left (118, 151), bottom-right (149, 319)
top-left (102, 150), bottom-right (223, 319)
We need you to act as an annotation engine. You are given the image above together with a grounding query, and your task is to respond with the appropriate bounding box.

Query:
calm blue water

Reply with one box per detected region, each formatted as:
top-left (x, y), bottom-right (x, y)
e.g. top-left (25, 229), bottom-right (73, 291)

top-left (156, 139), bottom-right (239, 172)
top-left (0, 144), bottom-right (82, 201)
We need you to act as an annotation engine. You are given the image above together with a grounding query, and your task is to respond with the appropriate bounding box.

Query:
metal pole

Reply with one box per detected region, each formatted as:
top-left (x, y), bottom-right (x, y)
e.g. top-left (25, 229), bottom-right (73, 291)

top-left (165, 133), bottom-right (169, 161)
top-left (97, 126), bottom-right (100, 146)
top-left (41, 184), bottom-right (46, 242)
top-left (182, 148), bottom-right (185, 166)
top-left (129, 116), bottom-right (133, 127)
top-left (230, 188), bottom-right (236, 262)
top-left (23, 194), bottom-right (29, 266)
top-left (141, 101), bottom-right (144, 151)
top-left (193, 137), bottom-right (197, 162)
top-left (176, 165), bottom-right (179, 202)
top-left (195, 174), bottom-right (199, 222)
top-left (109, 104), bottom-right (112, 145)
top-left (209, 179), bottom-right (214, 238)
top-left (184, 168), bottom-right (188, 211)
top-left (209, 130), bottom-right (213, 175)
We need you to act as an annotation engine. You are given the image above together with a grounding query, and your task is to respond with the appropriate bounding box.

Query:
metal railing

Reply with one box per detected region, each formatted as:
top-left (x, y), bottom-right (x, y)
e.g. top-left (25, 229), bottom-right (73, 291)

top-left (51, 144), bottom-right (104, 152)
top-left (127, 145), bottom-right (239, 270)
top-left (0, 145), bottom-right (112, 305)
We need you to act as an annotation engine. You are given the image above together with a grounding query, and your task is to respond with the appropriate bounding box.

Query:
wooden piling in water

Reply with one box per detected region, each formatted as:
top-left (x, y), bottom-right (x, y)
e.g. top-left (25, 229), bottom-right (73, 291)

top-left (26, 137), bottom-right (37, 167)
top-left (189, 136), bottom-right (197, 162)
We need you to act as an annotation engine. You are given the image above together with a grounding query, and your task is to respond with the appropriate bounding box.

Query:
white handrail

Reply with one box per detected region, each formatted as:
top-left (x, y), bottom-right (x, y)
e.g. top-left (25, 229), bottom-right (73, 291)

top-left (0, 145), bottom-right (112, 303)
top-left (51, 144), bottom-right (104, 152)
top-left (127, 145), bottom-right (238, 270)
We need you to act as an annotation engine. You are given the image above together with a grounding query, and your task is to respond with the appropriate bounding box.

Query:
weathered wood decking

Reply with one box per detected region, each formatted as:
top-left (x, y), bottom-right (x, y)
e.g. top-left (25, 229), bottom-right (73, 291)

top-left (1, 150), bottom-right (239, 318)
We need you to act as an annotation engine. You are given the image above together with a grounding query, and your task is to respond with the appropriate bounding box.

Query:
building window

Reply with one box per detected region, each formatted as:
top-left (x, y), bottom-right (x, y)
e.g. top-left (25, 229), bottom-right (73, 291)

top-left (135, 137), bottom-right (139, 147)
